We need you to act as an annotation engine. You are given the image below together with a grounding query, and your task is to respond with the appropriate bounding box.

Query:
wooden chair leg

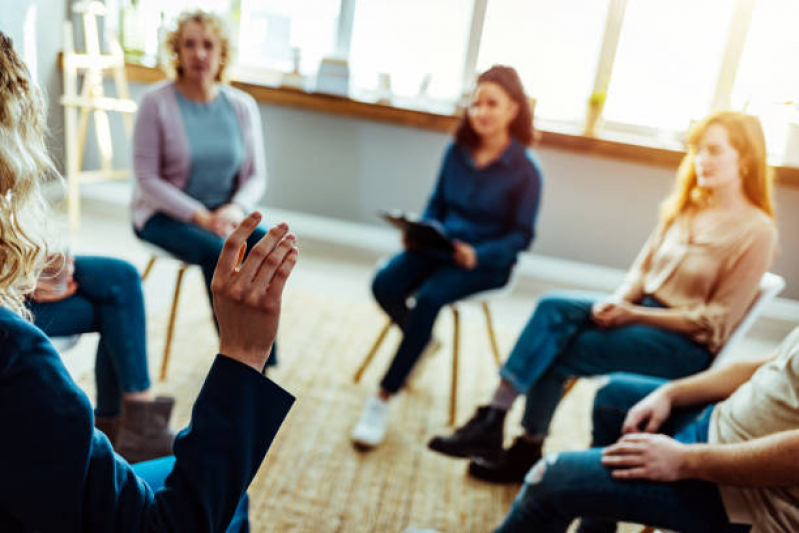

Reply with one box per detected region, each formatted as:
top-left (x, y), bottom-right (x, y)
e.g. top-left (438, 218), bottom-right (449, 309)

top-left (482, 301), bottom-right (502, 367)
top-left (141, 255), bottom-right (157, 282)
top-left (449, 305), bottom-right (460, 426)
top-left (353, 318), bottom-right (392, 383)
top-left (160, 264), bottom-right (187, 381)
top-left (562, 377), bottom-right (578, 397)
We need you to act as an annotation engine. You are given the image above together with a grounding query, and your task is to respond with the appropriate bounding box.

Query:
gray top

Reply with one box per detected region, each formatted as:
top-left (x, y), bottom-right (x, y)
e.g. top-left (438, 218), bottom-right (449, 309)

top-left (175, 89), bottom-right (245, 209)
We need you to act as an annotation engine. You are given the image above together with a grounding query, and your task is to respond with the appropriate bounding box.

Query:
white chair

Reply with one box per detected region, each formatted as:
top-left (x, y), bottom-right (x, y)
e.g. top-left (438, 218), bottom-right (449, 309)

top-left (138, 242), bottom-right (194, 381)
top-left (353, 262), bottom-right (519, 425)
top-left (50, 335), bottom-right (81, 353)
top-left (711, 271), bottom-right (786, 366)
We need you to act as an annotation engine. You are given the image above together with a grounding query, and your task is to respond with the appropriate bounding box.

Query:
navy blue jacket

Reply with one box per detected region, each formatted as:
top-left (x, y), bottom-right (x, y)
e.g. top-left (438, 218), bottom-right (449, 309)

top-left (0, 307), bottom-right (294, 532)
top-left (422, 140), bottom-right (543, 268)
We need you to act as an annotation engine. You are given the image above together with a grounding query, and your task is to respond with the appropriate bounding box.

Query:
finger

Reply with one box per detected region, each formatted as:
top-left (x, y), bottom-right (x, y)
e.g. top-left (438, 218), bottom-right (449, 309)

top-left (611, 467), bottom-right (648, 480)
top-left (621, 414), bottom-right (642, 434)
top-left (216, 212), bottom-right (262, 276)
top-left (249, 238), bottom-right (295, 296)
top-left (262, 246), bottom-right (298, 302)
top-left (601, 454), bottom-right (642, 468)
top-left (603, 442), bottom-right (642, 457)
top-left (645, 414), bottom-right (665, 433)
top-left (237, 224), bottom-right (290, 285)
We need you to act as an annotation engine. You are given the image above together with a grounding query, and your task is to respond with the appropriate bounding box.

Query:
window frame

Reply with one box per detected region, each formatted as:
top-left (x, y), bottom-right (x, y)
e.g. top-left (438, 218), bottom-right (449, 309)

top-left (147, 0), bottom-right (777, 143)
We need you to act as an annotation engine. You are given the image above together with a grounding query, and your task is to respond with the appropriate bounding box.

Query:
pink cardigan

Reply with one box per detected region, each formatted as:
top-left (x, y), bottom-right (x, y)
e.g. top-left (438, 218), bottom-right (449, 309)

top-left (131, 81), bottom-right (267, 230)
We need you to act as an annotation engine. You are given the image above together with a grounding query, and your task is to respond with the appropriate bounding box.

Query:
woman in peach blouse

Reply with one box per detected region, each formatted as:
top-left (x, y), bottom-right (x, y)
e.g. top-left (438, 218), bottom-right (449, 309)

top-left (428, 111), bottom-right (778, 484)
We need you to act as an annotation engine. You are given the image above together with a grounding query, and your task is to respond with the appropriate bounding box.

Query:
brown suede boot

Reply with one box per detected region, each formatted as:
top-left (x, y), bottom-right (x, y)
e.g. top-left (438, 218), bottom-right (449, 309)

top-left (116, 396), bottom-right (176, 464)
top-left (95, 415), bottom-right (121, 446)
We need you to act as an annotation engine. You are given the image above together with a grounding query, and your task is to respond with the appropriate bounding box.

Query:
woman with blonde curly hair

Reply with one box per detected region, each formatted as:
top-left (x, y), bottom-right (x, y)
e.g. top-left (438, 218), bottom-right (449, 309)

top-left (429, 111), bottom-right (778, 486)
top-left (132, 9), bottom-right (279, 367)
top-left (0, 31), bottom-right (298, 531)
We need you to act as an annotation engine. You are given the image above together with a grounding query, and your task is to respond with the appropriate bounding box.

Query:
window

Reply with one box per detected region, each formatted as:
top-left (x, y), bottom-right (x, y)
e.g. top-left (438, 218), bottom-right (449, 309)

top-left (602, 0), bottom-right (736, 132)
top-left (731, 0), bottom-right (799, 158)
top-left (120, 0), bottom-right (233, 62)
top-left (476, 0), bottom-right (610, 124)
top-left (348, 0), bottom-right (473, 101)
top-left (237, 0), bottom-right (340, 76)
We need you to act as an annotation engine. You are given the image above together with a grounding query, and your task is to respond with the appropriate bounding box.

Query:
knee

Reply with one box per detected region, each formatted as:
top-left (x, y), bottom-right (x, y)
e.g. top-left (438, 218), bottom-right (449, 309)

top-left (371, 268), bottom-right (399, 305)
top-left (514, 453), bottom-right (573, 511)
top-left (533, 293), bottom-right (584, 323)
top-left (591, 372), bottom-right (642, 438)
top-left (106, 259), bottom-right (143, 289)
top-left (413, 287), bottom-right (447, 314)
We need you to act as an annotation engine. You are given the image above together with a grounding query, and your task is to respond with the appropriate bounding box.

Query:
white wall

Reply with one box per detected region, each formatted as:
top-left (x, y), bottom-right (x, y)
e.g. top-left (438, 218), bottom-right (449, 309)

top-left (5, 1), bottom-right (798, 299)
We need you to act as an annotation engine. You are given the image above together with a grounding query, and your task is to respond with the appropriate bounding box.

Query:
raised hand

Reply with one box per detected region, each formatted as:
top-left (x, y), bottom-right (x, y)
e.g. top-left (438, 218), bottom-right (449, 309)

top-left (211, 213), bottom-right (298, 372)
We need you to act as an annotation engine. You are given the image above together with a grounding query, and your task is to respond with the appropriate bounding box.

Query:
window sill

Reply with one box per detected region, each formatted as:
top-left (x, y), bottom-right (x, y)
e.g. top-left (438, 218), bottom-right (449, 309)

top-left (122, 62), bottom-right (799, 188)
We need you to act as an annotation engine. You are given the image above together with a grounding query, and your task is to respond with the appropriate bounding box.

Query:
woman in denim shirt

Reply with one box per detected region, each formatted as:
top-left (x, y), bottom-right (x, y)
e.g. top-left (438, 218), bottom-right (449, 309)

top-left (351, 66), bottom-right (544, 449)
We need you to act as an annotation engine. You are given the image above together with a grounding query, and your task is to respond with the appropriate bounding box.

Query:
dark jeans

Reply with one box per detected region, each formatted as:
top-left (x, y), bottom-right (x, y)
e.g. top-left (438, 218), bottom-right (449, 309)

top-left (136, 213), bottom-right (277, 367)
top-left (495, 373), bottom-right (750, 533)
top-left (499, 291), bottom-right (713, 436)
top-left (133, 456), bottom-right (250, 532)
top-left (29, 257), bottom-right (151, 417)
top-left (373, 250), bottom-right (512, 394)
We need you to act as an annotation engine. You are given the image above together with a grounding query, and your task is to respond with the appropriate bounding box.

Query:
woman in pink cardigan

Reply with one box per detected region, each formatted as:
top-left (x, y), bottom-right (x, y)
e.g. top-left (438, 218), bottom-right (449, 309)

top-left (132, 10), bottom-right (277, 367)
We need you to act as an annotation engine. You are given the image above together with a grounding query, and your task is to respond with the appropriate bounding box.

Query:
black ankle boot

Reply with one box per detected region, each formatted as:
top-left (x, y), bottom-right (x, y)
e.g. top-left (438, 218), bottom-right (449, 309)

top-left (468, 436), bottom-right (543, 484)
top-left (427, 406), bottom-right (506, 460)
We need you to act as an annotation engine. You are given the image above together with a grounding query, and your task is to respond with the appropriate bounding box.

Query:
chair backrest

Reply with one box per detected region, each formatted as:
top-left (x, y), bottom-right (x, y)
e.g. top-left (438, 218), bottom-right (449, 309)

top-left (713, 272), bottom-right (786, 366)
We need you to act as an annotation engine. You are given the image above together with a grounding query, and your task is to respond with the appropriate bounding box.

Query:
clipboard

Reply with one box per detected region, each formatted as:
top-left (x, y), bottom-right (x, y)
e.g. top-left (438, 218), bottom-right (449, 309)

top-left (380, 210), bottom-right (454, 252)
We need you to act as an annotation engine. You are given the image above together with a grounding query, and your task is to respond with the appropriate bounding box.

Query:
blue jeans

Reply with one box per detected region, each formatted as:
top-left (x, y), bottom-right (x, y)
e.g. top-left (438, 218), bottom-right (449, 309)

top-left (136, 213), bottom-right (277, 367)
top-left (499, 292), bottom-right (713, 436)
top-left (495, 373), bottom-right (749, 533)
top-left (133, 456), bottom-right (250, 532)
top-left (29, 257), bottom-right (151, 417)
top-left (374, 250), bottom-right (512, 393)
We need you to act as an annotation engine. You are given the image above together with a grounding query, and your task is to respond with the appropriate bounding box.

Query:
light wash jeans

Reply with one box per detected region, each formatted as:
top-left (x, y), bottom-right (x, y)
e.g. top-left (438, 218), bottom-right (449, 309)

top-left (495, 373), bottom-right (750, 533)
top-left (499, 291), bottom-right (713, 436)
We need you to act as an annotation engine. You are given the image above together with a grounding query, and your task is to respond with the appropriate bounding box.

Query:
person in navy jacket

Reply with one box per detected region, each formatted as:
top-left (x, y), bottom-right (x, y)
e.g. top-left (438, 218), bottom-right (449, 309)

top-left (0, 32), bottom-right (297, 532)
top-left (351, 65), bottom-right (543, 449)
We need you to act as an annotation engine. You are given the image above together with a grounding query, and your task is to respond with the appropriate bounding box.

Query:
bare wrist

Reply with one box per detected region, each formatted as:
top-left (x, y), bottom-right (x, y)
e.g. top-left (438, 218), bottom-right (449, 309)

top-left (219, 345), bottom-right (268, 373)
top-left (679, 444), bottom-right (704, 480)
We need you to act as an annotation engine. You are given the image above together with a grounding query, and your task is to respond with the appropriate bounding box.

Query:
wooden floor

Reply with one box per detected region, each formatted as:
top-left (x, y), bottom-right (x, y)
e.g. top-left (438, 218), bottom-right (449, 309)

top-left (63, 209), bottom-right (788, 533)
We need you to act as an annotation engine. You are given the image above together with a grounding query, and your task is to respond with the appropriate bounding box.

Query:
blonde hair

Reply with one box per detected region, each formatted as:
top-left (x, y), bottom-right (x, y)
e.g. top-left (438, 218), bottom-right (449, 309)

top-left (0, 32), bottom-right (58, 319)
top-left (166, 10), bottom-right (231, 83)
top-left (660, 111), bottom-right (774, 229)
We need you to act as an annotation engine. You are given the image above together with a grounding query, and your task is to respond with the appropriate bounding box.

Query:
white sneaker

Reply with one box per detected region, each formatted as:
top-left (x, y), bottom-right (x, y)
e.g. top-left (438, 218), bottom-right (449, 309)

top-left (351, 396), bottom-right (390, 448)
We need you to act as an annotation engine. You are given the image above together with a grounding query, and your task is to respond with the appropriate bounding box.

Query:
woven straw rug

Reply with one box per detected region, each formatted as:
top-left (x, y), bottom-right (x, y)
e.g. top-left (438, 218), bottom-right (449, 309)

top-left (74, 275), bottom-right (646, 533)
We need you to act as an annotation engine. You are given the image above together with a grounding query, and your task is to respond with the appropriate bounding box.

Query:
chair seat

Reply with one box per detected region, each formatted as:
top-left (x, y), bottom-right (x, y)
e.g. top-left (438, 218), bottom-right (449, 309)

top-left (50, 335), bottom-right (81, 353)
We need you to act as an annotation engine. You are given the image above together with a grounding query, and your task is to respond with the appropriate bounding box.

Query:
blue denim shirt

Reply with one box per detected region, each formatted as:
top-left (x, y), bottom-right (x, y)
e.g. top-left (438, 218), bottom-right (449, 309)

top-left (422, 139), bottom-right (543, 268)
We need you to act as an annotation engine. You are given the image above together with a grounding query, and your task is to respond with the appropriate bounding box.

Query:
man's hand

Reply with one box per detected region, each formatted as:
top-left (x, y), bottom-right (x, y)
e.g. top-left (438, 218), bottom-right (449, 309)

top-left (211, 213), bottom-right (298, 372)
top-left (591, 299), bottom-right (638, 328)
top-left (452, 240), bottom-right (477, 270)
top-left (622, 386), bottom-right (673, 434)
top-left (602, 433), bottom-right (688, 482)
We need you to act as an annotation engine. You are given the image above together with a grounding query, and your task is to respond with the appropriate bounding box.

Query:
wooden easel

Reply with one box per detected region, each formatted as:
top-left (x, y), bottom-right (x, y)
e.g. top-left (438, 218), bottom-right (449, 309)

top-left (61, 0), bottom-right (137, 232)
